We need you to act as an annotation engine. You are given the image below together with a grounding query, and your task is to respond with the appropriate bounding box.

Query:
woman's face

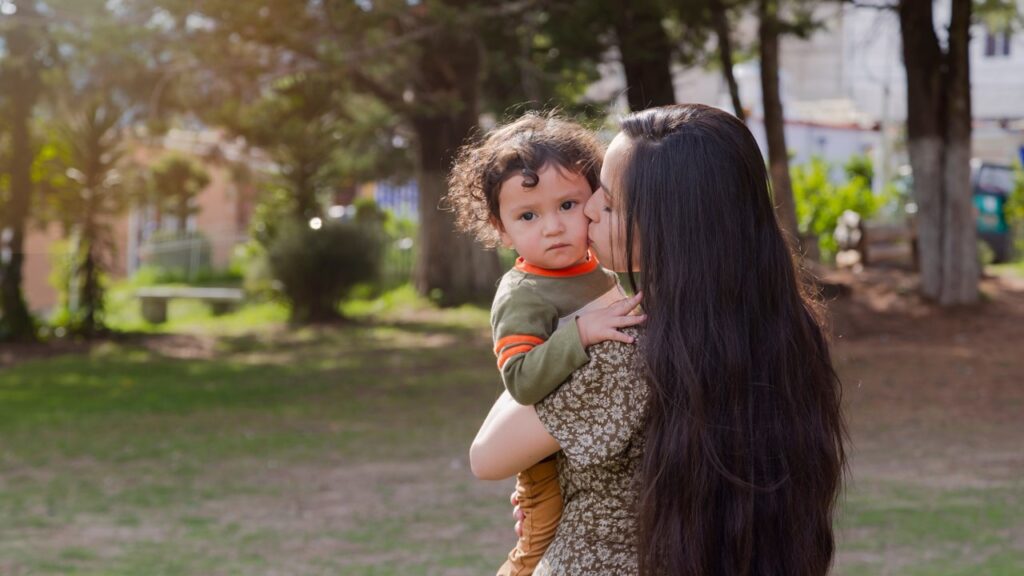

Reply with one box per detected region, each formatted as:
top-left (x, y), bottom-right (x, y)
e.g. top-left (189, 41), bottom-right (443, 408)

top-left (584, 132), bottom-right (634, 272)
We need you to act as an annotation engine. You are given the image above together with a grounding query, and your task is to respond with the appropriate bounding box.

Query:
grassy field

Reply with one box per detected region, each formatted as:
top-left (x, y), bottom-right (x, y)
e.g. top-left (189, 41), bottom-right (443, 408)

top-left (1, 280), bottom-right (1023, 575)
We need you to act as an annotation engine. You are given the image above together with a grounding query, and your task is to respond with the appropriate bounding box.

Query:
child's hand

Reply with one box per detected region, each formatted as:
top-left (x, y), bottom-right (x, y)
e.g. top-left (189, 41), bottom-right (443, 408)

top-left (575, 292), bottom-right (645, 347)
top-left (511, 491), bottom-right (524, 537)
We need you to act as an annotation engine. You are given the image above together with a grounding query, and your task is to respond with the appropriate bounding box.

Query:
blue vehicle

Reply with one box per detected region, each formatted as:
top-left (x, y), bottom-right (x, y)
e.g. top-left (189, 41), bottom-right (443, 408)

top-left (972, 161), bottom-right (1014, 263)
top-left (895, 161), bottom-right (1017, 263)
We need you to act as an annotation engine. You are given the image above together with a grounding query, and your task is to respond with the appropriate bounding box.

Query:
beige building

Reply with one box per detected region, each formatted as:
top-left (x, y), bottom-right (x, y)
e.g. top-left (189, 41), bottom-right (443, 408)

top-left (21, 129), bottom-right (260, 313)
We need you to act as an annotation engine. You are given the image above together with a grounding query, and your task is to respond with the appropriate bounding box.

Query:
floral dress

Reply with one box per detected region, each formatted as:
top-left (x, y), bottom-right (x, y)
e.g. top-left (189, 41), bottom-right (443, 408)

top-left (532, 329), bottom-right (648, 575)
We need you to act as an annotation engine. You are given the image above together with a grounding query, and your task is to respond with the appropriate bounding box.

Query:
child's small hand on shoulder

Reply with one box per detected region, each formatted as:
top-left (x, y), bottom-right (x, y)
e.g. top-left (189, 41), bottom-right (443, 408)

top-left (575, 292), bottom-right (646, 347)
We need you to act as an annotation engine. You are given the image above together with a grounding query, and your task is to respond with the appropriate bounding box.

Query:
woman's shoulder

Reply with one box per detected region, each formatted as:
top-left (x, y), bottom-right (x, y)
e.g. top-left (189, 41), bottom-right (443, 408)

top-left (535, 326), bottom-right (647, 466)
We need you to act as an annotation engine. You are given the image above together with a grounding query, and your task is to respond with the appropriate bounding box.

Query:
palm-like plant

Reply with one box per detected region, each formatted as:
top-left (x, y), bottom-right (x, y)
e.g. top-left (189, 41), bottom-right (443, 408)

top-left (39, 98), bottom-right (129, 337)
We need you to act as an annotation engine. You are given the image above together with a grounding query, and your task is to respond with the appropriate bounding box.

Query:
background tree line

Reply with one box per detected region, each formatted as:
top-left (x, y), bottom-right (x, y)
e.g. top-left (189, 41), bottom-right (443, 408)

top-left (1, 0), bottom-right (1016, 341)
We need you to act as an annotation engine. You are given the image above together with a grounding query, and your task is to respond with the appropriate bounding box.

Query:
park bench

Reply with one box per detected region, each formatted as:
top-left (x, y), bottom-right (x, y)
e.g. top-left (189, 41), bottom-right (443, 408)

top-left (835, 210), bottom-right (918, 269)
top-left (136, 286), bottom-right (245, 324)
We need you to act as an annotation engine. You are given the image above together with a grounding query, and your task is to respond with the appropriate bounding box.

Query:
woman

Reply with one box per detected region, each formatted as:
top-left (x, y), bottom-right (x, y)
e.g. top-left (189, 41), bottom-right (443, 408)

top-left (471, 104), bottom-right (847, 575)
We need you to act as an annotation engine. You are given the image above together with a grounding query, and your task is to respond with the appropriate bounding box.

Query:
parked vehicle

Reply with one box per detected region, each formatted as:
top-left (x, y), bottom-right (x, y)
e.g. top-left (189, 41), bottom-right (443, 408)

top-left (892, 160), bottom-right (1016, 263)
top-left (972, 161), bottom-right (1014, 263)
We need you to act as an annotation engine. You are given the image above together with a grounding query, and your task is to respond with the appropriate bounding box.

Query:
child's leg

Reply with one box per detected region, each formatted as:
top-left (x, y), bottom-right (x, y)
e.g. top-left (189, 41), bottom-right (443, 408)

top-left (496, 456), bottom-right (562, 576)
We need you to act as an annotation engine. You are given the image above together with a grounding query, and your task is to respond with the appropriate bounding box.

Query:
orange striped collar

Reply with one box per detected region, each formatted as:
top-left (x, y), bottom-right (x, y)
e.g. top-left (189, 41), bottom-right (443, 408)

top-left (514, 250), bottom-right (599, 278)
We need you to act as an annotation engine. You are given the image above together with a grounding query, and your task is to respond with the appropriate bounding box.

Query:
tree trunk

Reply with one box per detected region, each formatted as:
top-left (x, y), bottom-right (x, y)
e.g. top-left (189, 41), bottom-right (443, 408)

top-left (411, 26), bottom-right (500, 307)
top-left (80, 240), bottom-right (100, 337)
top-left (0, 5), bottom-right (42, 341)
top-left (291, 166), bottom-right (318, 222)
top-left (610, 0), bottom-right (676, 111)
top-left (176, 197), bottom-right (190, 235)
top-left (899, 0), bottom-right (978, 305)
top-left (711, 0), bottom-right (746, 123)
top-left (759, 0), bottom-right (799, 246)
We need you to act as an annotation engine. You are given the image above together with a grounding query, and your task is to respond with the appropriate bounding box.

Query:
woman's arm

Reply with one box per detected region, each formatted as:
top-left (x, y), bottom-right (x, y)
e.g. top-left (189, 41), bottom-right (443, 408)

top-left (469, 391), bottom-right (561, 480)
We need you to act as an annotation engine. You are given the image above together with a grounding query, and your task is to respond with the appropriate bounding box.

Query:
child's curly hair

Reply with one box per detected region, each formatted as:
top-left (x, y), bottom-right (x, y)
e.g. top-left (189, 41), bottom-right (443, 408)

top-left (445, 112), bottom-right (604, 248)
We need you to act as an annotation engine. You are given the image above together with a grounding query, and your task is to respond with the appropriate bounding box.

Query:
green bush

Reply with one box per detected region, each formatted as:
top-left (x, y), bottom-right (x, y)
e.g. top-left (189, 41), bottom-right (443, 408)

top-left (229, 241), bottom-right (276, 298)
top-left (267, 220), bottom-right (381, 323)
top-left (1005, 161), bottom-right (1024, 257)
top-left (791, 155), bottom-right (892, 261)
top-left (128, 265), bottom-right (242, 288)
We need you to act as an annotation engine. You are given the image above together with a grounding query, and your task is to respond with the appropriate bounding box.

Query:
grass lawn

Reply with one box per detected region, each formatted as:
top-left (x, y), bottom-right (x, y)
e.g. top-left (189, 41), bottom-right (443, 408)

top-left (1, 281), bottom-right (1023, 575)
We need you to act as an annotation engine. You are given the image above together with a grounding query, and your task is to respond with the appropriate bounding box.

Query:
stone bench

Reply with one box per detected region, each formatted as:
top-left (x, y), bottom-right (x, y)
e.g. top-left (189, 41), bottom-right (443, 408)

top-left (136, 286), bottom-right (245, 324)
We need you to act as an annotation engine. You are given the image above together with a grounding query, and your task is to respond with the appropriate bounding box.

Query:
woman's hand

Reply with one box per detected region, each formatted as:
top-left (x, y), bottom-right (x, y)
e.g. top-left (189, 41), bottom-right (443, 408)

top-left (575, 292), bottom-right (645, 347)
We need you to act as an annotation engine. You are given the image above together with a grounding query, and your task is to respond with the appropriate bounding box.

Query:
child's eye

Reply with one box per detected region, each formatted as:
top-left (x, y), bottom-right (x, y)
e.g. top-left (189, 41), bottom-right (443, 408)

top-left (560, 201), bottom-right (577, 210)
top-left (520, 212), bottom-right (536, 221)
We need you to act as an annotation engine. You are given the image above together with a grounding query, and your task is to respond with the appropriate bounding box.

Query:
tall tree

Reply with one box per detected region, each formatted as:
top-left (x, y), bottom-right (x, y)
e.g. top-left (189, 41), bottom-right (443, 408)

top-left (759, 0), bottom-right (799, 242)
top-left (39, 99), bottom-right (129, 337)
top-left (899, 0), bottom-right (978, 304)
top-left (150, 0), bottom-right (517, 305)
top-left (229, 74), bottom-right (356, 223)
top-left (398, 4), bottom-right (502, 304)
top-left (34, 0), bottom-right (171, 334)
top-left (710, 0), bottom-right (746, 122)
top-left (541, 0), bottom-right (677, 112)
top-left (609, 0), bottom-right (677, 109)
top-left (0, 1), bottom-right (46, 341)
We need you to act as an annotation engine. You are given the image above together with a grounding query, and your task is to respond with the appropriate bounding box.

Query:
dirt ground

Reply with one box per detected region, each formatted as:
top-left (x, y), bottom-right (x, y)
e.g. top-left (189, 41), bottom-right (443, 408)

top-left (822, 268), bottom-right (1024, 573)
top-left (1, 269), bottom-right (1022, 574)
top-left (826, 267), bottom-right (1024, 480)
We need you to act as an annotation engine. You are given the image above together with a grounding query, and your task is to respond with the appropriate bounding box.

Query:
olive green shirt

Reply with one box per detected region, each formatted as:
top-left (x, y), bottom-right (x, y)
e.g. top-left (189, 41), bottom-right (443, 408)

top-left (491, 254), bottom-right (622, 405)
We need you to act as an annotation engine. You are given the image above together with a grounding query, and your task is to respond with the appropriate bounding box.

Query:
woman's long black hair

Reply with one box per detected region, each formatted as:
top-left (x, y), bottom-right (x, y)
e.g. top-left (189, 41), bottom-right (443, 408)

top-left (619, 104), bottom-right (847, 576)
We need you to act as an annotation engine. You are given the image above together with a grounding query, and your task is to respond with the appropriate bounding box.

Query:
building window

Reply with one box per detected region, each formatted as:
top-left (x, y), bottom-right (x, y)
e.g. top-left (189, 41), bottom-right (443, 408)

top-left (984, 28), bottom-right (1011, 57)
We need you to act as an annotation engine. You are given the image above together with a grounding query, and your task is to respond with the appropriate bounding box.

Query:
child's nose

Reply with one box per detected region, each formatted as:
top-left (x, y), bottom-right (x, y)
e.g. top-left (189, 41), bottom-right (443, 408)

top-left (544, 215), bottom-right (565, 234)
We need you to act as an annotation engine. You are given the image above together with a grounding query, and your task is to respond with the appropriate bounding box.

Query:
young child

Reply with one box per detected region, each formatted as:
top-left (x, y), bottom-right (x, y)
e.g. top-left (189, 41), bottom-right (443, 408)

top-left (447, 113), bottom-right (644, 575)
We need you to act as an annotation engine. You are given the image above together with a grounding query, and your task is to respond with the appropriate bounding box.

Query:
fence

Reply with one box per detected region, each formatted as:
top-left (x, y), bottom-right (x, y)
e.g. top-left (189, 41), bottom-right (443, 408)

top-left (371, 226), bottom-right (518, 292)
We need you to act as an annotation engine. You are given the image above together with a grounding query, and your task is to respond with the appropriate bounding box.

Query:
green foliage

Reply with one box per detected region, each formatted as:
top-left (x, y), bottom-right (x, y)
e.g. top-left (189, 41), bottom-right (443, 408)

top-left (844, 154), bottom-right (875, 183)
top-left (353, 196), bottom-right (389, 226)
top-left (1005, 161), bottom-right (1024, 256)
top-left (147, 154), bottom-right (211, 234)
top-left (975, 0), bottom-right (1023, 32)
top-left (45, 239), bottom-right (109, 336)
top-left (35, 99), bottom-right (132, 337)
top-left (231, 240), bottom-right (277, 298)
top-left (127, 264), bottom-right (241, 289)
top-left (266, 220), bottom-right (382, 324)
top-left (791, 155), bottom-right (892, 261)
top-left (249, 186), bottom-right (295, 248)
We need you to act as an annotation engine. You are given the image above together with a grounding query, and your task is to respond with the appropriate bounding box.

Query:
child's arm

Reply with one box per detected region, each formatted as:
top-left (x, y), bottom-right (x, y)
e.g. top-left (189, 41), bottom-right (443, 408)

top-left (492, 289), bottom-right (582, 406)
top-left (493, 291), bottom-right (645, 406)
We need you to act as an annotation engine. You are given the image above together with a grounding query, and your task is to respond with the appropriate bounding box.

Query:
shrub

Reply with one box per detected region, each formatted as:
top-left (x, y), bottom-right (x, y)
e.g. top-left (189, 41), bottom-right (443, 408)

top-left (791, 155), bottom-right (892, 261)
top-left (267, 220), bottom-right (381, 323)
top-left (1006, 161), bottom-right (1024, 256)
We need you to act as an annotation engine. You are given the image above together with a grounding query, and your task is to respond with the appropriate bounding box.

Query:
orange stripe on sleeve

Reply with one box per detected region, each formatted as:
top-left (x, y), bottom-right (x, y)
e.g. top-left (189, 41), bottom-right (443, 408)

top-left (497, 344), bottom-right (536, 369)
top-left (493, 335), bottom-right (545, 356)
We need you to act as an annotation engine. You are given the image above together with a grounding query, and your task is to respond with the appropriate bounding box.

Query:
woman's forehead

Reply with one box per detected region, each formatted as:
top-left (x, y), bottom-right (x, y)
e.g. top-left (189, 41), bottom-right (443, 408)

top-left (602, 135), bottom-right (630, 178)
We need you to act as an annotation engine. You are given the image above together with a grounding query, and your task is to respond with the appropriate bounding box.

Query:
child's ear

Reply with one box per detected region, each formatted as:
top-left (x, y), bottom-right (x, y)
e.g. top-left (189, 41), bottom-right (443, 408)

top-left (490, 216), bottom-right (515, 249)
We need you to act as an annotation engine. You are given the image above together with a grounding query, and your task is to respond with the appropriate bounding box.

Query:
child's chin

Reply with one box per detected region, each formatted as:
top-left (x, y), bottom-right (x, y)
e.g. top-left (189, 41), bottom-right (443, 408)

top-left (556, 252), bottom-right (588, 268)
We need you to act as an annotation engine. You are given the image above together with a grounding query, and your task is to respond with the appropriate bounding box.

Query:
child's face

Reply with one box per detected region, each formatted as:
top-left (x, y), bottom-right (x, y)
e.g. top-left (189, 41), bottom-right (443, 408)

top-left (495, 164), bottom-right (592, 269)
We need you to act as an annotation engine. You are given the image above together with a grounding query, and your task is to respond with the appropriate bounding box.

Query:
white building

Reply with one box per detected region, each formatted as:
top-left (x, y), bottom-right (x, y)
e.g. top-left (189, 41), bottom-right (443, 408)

top-left (587, 2), bottom-right (1024, 174)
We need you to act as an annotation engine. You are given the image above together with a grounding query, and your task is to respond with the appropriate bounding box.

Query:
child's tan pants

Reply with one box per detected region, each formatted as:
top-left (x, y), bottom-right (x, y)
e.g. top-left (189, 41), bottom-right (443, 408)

top-left (496, 457), bottom-right (563, 576)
